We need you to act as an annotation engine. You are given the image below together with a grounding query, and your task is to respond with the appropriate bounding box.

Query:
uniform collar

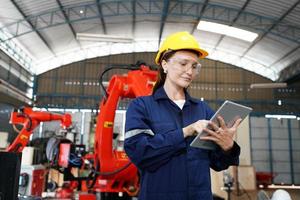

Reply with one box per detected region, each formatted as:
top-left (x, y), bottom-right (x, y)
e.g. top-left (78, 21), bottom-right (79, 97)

top-left (153, 86), bottom-right (199, 104)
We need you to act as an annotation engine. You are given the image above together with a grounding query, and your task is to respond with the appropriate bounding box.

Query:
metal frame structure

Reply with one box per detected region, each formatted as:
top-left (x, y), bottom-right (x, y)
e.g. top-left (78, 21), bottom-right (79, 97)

top-left (250, 117), bottom-right (300, 185)
top-left (96, 0), bottom-right (107, 34)
top-left (1, 1), bottom-right (299, 43)
top-left (287, 119), bottom-right (295, 184)
top-left (0, 0), bottom-right (299, 79)
top-left (10, 0), bottom-right (56, 56)
top-left (33, 52), bottom-right (300, 113)
top-left (55, 0), bottom-right (82, 49)
top-left (210, 0), bottom-right (251, 55)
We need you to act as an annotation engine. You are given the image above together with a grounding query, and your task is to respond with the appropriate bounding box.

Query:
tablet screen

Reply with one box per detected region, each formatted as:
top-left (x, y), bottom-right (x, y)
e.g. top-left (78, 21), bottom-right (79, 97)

top-left (190, 100), bottom-right (252, 150)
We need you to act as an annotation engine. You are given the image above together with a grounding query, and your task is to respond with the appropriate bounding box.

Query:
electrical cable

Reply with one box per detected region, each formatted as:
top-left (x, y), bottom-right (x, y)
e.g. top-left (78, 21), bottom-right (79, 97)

top-left (98, 60), bottom-right (155, 100)
top-left (17, 112), bottom-right (32, 131)
top-left (13, 124), bottom-right (21, 133)
top-left (86, 158), bottom-right (99, 189)
top-left (94, 161), bottom-right (132, 176)
top-left (69, 153), bottom-right (82, 167)
top-left (85, 158), bottom-right (132, 189)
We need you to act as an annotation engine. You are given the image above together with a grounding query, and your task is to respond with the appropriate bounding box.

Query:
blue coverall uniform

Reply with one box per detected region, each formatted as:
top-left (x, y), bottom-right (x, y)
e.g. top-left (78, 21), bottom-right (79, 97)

top-left (124, 87), bottom-right (240, 200)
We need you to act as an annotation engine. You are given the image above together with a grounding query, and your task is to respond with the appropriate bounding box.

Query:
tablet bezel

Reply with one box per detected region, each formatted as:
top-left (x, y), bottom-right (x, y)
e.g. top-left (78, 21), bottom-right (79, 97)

top-left (190, 100), bottom-right (252, 150)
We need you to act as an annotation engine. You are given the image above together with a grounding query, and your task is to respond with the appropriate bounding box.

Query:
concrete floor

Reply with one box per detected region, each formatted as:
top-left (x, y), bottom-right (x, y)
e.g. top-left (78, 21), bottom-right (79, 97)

top-left (228, 189), bottom-right (300, 200)
top-left (34, 189), bottom-right (300, 200)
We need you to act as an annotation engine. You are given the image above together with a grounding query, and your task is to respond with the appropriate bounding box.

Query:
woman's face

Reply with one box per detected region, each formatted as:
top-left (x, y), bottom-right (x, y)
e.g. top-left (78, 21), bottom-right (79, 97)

top-left (162, 50), bottom-right (201, 89)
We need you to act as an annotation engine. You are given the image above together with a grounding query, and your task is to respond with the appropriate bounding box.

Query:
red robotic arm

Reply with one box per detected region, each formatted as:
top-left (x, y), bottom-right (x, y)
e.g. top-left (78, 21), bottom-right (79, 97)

top-left (91, 64), bottom-right (157, 195)
top-left (6, 107), bottom-right (72, 153)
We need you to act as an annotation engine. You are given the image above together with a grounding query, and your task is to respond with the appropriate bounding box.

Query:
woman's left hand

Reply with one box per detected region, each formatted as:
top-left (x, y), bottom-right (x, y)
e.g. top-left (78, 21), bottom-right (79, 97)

top-left (200, 116), bottom-right (242, 151)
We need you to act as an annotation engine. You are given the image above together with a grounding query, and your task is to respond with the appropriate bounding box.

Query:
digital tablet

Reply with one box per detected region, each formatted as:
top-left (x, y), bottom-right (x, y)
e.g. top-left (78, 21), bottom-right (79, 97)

top-left (190, 100), bottom-right (252, 150)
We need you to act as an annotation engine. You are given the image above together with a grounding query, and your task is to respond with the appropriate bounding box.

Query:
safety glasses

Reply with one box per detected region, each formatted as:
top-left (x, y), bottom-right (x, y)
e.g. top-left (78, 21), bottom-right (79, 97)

top-left (167, 57), bottom-right (202, 75)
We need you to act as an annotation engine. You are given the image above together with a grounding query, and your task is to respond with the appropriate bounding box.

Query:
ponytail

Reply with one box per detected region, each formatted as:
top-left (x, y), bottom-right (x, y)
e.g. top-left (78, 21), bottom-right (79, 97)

top-left (152, 67), bottom-right (166, 93)
top-left (152, 50), bottom-right (176, 94)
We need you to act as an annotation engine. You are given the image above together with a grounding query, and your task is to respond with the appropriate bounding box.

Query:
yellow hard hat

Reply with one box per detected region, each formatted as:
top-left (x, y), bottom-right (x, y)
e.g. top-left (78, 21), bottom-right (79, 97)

top-left (155, 31), bottom-right (208, 64)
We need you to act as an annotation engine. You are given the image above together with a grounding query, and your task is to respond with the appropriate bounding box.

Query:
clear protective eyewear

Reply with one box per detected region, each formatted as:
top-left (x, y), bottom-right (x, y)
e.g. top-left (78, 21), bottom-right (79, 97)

top-left (167, 57), bottom-right (202, 74)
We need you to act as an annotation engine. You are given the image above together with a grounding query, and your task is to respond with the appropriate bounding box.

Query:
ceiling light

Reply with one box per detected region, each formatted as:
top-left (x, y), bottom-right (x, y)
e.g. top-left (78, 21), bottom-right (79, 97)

top-left (250, 83), bottom-right (287, 89)
top-left (277, 100), bottom-right (282, 106)
top-left (197, 21), bottom-right (258, 42)
top-left (76, 33), bottom-right (133, 43)
top-left (265, 114), bottom-right (297, 120)
top-left (268, 184), bottom-right (300, 189)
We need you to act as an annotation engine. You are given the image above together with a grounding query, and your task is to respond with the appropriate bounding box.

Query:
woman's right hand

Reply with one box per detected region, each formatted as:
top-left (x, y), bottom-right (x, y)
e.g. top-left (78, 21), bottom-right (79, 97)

top-left (182, 120), bottom-right (209, 138)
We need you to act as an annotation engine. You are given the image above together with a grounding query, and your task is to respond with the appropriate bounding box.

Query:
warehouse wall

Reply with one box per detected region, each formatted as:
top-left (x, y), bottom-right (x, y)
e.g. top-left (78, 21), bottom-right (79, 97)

top-left (0, 50), bottom-right (32, 93)
top-left (35, 53), bottom-right (156, 109)
top-left (35, 52), bottom-right (300, 113)
top-left (0, 103), bottom-right (16, 147)
top-left (0, 50), bottom-right (34, 145)
top-left (250, 117), bottom-right (300, 185)
top-left (237, 116), bottom-right (251, 166)
top-left (33, 53), bottom-right (300, 187)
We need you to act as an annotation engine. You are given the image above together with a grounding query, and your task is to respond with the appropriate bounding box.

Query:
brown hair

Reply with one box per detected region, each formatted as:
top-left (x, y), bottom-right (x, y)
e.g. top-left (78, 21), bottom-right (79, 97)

top-left (152, 50), bottom-right (176, 94)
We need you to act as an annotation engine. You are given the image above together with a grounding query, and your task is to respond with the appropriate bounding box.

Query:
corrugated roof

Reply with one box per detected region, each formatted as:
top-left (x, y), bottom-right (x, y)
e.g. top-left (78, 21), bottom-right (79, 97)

top-left (0, 0), bottom-right (299, 81)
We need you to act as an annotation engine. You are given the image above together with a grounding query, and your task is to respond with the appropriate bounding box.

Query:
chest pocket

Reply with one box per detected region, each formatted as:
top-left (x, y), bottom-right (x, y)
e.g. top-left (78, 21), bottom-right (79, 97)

top-left (150, 122), bottom-right (177, 135)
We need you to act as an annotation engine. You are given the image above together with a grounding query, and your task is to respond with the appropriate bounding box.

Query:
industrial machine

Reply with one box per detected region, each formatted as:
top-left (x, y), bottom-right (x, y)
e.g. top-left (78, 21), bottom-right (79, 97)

top-left (4, 107), bottom-right (72, 199)
top-left (89, 63), bottom-right (157, 197)
top-left (5, 63), bottom-right (158, 199)
top-left (19, 164), bottom-right (46, 197)
top-left (6, 107), bottom-right (72, 153)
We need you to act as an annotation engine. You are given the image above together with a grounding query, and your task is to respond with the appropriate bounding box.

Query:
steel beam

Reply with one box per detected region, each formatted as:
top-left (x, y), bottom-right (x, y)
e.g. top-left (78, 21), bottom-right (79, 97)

top-left (287, 119), bottom-right (295, 184)
top-left (241, 0), bottom-right (300, 57)
top-left (211, 0), bottom-right (251, 53)
top-left (0, 33), bottom-right (33, 71)
top-left (56, 0), bottom-right (82, 48)
top-left (267, 118), bottom-right (274, 182)
top-left (11, 0), bottom-right (56, 56)
top-left (271, 45), bottom-right (300, 70)
top-left (132, 0), bottom-right (136, 36)
top-left (158, 0), bottom-right (170, 46)
top-left (96, 0), bottom-right (107, 34)
top-left (278, 57), bottom-right (300, 82)
top-left (0, 0), bottom-right (298, 44)
top-left (191, 0), bottom-right (209, 34)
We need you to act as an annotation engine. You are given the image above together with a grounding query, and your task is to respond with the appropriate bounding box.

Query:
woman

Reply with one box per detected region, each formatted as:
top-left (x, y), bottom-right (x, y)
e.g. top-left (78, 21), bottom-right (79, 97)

top-left (124, 32), bottom-right (242, 200)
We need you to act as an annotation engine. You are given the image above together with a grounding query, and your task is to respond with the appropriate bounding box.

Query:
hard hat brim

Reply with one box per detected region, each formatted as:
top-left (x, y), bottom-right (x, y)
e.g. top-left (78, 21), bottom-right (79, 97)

top-left (155, 47), bottom-right (208, 65)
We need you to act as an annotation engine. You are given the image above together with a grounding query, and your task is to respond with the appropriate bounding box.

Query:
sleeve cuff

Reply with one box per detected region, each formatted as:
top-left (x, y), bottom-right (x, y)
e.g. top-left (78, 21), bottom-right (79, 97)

top-left (222, 141), bottom-right (240, 157)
